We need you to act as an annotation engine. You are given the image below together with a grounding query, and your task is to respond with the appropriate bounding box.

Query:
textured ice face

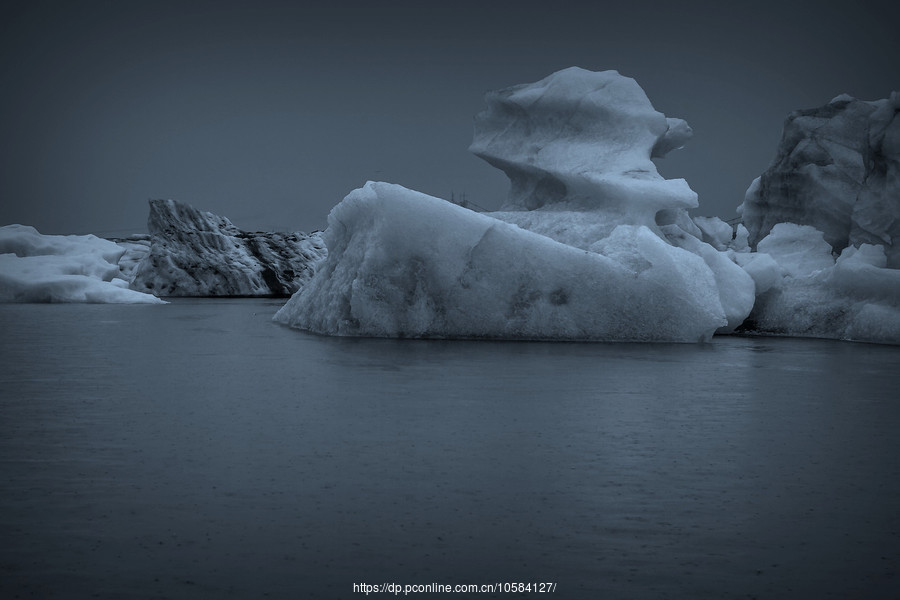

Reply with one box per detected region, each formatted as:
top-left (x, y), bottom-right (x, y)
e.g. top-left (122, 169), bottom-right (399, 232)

top-left (740, 92), bottom-right (900, 267)
top-left (756, 223), bottom-right (836, 278)
top-left (0, 224), bottom-right (164, 303)
top-left (692, 216), bottom-right (735, 251)
top-left (469, 67), bottom-right (697, 226)
top-left (130, 199), bottom-right (326, 297)
top-left (274, 182), bottom-right (727, 342)
top-left (742, 224), bottom-right (900, 344)
top-left (657, 223), bottom-right (756, 334)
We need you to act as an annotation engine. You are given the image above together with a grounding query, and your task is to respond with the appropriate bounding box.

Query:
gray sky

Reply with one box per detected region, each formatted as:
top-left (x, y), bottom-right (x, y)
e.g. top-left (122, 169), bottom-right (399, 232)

top-left (1, 0), bottom-right (897, 235)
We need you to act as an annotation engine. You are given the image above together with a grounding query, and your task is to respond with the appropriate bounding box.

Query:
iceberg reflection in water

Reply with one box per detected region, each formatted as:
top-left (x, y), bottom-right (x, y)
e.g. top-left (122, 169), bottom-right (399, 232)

top-left (1, 299), bottom-right (898, 599)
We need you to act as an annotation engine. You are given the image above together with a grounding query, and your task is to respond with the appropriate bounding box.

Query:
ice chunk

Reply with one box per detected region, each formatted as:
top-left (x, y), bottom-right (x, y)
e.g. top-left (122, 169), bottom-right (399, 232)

top-left (693, 216), bottom-right (734, 251)
top-left (731, 252), bottom-right (781, 295)
top-left (130, 199), bottom-right (326, 297)
top-left (739, 93), bottom-right (900, 266)
top-left (743, 226), bottom-right (900, 344)
top-left (730, 224), bottom-right (751, 253)
top-left (110, 234), bottom-right (151, 281)
top-left (0, 225), bottom-right (164, 303)
top-left (274, 182), bottom-right (727, 342)
top-left (832, 244), bottom-right (900, 302)
top-left (659, 224), bottom-right (756, 333)
top-left (469, 67), bottom-right (698, 234)
top-left (755, 223), bottom-right (835, 278)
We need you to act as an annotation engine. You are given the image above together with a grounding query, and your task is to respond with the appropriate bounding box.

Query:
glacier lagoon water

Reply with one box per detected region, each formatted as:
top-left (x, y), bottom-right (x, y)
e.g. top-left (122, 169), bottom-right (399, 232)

top-left (1, 298), bottom-right (898, 599)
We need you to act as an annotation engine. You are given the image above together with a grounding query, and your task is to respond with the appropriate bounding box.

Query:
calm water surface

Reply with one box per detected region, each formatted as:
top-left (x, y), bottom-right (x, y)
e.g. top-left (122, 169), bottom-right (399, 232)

top-left (1, 299), bottom-right (898, 599)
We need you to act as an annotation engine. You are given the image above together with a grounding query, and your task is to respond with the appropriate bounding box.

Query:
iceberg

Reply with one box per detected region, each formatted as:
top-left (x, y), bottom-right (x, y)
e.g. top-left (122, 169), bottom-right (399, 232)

top-left (130, 199), bottom-right (326, 297)
top-left (733, 92), bottom-right (900, 344)
top-left (274, 182), bottom-right (726, 342)
top-left (741, 223), bottom-right (900, 344)
top-left (276, 68), bottom-right (755, 342)
top-left (0, 224), bottom-right (164, 304)
top-left (739, 92), bottom-right (900, 267)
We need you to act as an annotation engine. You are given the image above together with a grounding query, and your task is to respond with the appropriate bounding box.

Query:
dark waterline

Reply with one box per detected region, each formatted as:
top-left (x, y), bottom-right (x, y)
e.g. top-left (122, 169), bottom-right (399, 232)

top-left (1, 299), bottom-right (898, 599)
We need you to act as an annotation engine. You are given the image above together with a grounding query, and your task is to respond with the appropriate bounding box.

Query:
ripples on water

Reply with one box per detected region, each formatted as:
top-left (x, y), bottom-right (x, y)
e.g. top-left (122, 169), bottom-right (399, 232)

top-left (1, 299), bottom-right (898, 599)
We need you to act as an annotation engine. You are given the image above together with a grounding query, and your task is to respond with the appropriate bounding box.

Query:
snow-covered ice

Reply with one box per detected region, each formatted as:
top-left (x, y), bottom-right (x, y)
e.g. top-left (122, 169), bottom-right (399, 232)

top-left (0, 225), bottom-right (164, 303)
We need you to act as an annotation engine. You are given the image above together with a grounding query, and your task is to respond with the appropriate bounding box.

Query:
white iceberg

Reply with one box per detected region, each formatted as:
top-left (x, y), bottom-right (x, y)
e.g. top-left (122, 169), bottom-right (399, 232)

top-left (276, 68), bottom-right (757, 342)
top-left (274, 182), bottom-right (727, 341)
top-left (0, 224), bottom-right (165, 304)
top-left (743, 223), bottom-right (900, 344)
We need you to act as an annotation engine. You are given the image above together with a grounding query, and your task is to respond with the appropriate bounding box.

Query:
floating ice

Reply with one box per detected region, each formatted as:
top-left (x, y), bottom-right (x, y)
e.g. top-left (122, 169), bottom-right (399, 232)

top-left (739, 92), bottom-right (900, 267)
top-left (276, 68), bottom-right (759, 342)
top-left (743, 223), bottom-right (900, 344)
top-left (274, 182), bottom-right (727, 342)
top-left (0, 224), bottom-right (164, 303)
top-left (130, 199), bottom-right (326, 297)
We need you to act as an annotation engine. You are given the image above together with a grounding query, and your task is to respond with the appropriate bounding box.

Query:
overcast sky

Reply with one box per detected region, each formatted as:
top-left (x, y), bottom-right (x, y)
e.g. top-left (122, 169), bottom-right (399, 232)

top-left (1, 0), bottom-right (897, 235)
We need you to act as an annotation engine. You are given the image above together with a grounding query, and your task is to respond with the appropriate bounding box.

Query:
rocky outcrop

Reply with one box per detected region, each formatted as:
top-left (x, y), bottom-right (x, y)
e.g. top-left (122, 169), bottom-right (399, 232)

top-left (130, 199), bottom-right (326, 297)
top-left (739, 92), bottom-right (900, 267)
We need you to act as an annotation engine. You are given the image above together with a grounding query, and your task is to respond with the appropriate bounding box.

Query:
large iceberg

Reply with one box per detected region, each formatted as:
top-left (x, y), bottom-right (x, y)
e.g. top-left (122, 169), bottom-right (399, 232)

top-left (130, 199), bottom-right (326, 297)
top-left (0, 224), bottom-right (164, 304)
top-left (275, 68), bottom-right (756, 341)
top-left (739, 92), bottom-right (900, 267)
top-left (274, 182), bottom-right (726, 341)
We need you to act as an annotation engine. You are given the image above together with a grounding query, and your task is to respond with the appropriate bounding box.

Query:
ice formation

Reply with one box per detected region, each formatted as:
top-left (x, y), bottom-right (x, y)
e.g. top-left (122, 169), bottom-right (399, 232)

top-left (739, 92), bottom-right (900, 267)
top-left (477, 68), bottom-right (754, 334)
top-left (105, 234), bottom-right (152, 283)
top-left (274, 182), bottom-right (727, 341)
top-left (657, 222), bottom-right (755, 333)
top-left (276, 68), bottom-right (756, 341)
top-left (741, 223), bottom-right (900, 344)
top-left (472, 67), bottom-right (697, 239)
top-left (130, 199), bottom-right (326, 297)
top-left (0, 225), bottom-right (164, 303)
